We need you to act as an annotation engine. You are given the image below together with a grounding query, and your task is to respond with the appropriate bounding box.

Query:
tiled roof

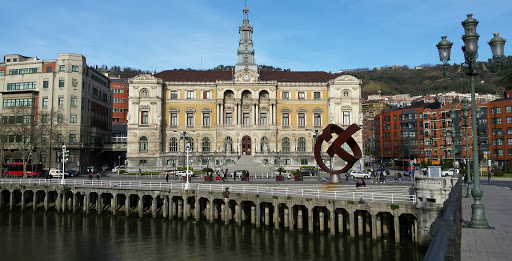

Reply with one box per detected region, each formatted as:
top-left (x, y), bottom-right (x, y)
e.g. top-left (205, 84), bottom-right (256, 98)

top-left (154, 70), bottom-right (336, 83)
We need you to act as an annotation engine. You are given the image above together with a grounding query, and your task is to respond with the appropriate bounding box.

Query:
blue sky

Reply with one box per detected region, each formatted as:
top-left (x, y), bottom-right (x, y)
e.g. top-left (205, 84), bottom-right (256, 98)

top-left (1, 0), bottom-right (510, 72)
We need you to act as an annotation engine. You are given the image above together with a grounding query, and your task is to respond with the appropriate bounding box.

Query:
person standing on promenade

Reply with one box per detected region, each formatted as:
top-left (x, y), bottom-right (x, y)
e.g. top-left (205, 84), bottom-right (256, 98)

top-left (165, 172), bottom-right (169, 182)
top-left (138, 168), bottom-right (142, 176)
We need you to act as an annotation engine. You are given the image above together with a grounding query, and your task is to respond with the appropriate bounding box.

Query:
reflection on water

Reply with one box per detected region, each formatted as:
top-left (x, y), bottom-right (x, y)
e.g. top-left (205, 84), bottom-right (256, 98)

top-left (0, 210), bottom-right (426, 261)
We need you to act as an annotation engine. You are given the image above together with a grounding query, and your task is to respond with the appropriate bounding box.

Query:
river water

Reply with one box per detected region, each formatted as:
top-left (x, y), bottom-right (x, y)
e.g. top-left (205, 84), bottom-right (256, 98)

top-left (0, 210), bottom-right (426, 261)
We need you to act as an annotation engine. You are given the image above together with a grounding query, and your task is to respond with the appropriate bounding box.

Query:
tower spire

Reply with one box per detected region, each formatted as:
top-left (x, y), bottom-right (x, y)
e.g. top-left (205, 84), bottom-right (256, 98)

top-left (235, 3), bottom-right (257, 73)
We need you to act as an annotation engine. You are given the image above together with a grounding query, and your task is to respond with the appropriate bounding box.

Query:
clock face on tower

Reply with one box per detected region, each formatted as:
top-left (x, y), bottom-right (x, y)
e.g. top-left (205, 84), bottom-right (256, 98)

top-left (243, 74), bottom-right (250, 81)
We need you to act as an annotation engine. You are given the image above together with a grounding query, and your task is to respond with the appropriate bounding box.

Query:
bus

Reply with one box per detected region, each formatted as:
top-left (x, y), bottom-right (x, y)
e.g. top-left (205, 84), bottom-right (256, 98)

top-left (2, 162), bottom-right (43, 177)
top-left (394, 159), bottom-right (412, 171)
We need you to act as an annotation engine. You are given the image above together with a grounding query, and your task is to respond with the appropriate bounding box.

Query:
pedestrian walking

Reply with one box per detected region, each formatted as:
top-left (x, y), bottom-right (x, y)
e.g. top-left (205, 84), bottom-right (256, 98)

top-left (165, 172), bottom-right (169, 182)
top-left (287, 171), bottom-right (291, 180)
top-left (138, 168), bottom-right (142, 176)
top-left (89, 169), bottom-right (93, 180)
top-left (246, 170), bottom-right (250, 181)
top-left (96, 172), bottom-right (100, 181)
top-left (398, 172), bottom-right (402, 183)
top-left (395, 172), bottom-right (398, 183)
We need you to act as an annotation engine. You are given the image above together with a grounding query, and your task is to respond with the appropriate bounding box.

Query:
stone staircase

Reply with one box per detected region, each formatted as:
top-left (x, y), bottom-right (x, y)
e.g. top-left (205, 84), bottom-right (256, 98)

top-left (226, 155), bottom-right (276, 175)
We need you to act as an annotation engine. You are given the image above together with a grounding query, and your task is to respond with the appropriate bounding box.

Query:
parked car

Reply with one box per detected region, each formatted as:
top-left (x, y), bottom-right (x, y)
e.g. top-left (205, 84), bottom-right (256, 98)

top-left (349, 170), bottom-right (371, 179)
top-left (112, 165), bottom-right (125, 174)
top-left (49, 169), bottom-right (68, 178)
top-left (66, 170), bottom-right (79, 177)
top-left (441, 168), bottom-right (459, 177)
top-left (101, 165), bottom-right (110, 171)
top-left (300, 168), bottom-right (315, 176)
top-left (175, 170), bottom-right (195, 177)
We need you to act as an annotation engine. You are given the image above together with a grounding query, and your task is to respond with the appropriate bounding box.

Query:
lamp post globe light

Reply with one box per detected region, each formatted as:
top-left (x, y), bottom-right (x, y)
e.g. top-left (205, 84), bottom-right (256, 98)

top-left (436, 14), bottom-right (506, 229)
top-left (461, 98), bottom-right (473, 198)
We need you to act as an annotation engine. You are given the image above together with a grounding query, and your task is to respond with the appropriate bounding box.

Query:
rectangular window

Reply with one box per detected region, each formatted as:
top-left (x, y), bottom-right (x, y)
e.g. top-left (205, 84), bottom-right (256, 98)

top-left (71, 97), bottom-right (78, 106)
top-left (187, 90), bottom-right (194, 99)
top-left (170, 90), bottom-right (178, 99)
top-left (7, 82), bottom-right (36, 90)
top-left (298, 113), bottom-right (305, 126)
top-left (243, 113), bottom-right (250, 126)
top-left (203, 113), bottom-right (210, 126)
top-left (69, 134), bottom-right (76, 142)
top-left (42, 98), bottom-right (48, 107)
top-left (507, 117), bottom-right (512, 124)
top-left (283, 113), bottom-right (289, 126)
top-left (314, 113), bottom-right (321, 126)
top-left (19, 68), bottom-right (29, 74)
top-left (301, 159), bottom-right (308, 165)
top-left (260, 112), bottom-right (267, 126)
top-left (203, 90), bottom-right (210, 99)
top-left (139, 160), bottom-right (147, 165)
top-left (93, 88), bottom-right (98, 96)
top-left (29, 68), bottom-right (38, 73)
top-left (9, 69), bottom-right (18, 75)
top-left (57, 134), bottom-right (62, 142)
top-left (59, 80), bottom-right (64, 87)
top-left (72, 65), bottom-right (79, 72)
top-left (187, 113), bottom-right (194, 126)
top-left (497, 107), bottom-right (502, 114)
top-left (282, 92), bottom-right (289, 99)
top-left (314, 92), bottom-right (321, 99)
top-left (58, 97), bottom-right (64, 106)
top-left (507, 106), bottom-right (512, 113)
top-left (141, 111), bottom-right (149, 125)
top-left (70, 115), bottom-right (77, 123)
top-left (343, 111), bottom-right (350, 125)
top-left (170, 113), bottom-right (178, 127)
top-left (58, 115), bottom-right (63, 123)
top-left (0, 71), bottom-right (4, 76)
top-left (284, 159), bottom-right (291, 165)
top-left (226, 113), bottom-right (232, 126)
top-left (46, 67), bottom-right (52, 73)
top-left (298, 92), bottom-right (305, 99)
top-left (59, 65), bottom-right (65, 72)
top-left (43, 80), bottom-right (49, 88)
top-left (68, 154), bottom-right (75, 163)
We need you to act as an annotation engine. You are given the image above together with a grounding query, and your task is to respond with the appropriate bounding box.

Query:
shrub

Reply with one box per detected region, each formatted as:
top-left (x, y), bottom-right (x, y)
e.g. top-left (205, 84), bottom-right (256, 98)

top-left (347, 201), bottom-right (355, 205)
top-left (119, 170), bottom-right (126, 175)
top-left (276, 167), bottom-right (285, 175)
top-left (390, 204), bottom-right (400, 210)
top-left (491, 169), bottom-right (505, 177)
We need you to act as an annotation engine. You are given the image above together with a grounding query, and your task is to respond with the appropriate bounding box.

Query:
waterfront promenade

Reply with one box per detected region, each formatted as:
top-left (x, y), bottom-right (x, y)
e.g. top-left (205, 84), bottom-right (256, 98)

top-left (461, 179), bottom-right (512, 261)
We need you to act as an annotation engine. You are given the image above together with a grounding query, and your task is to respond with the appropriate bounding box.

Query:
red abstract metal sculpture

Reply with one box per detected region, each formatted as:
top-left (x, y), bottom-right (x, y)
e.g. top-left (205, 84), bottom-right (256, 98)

top-left (314, 124), bottom-right (362, 174)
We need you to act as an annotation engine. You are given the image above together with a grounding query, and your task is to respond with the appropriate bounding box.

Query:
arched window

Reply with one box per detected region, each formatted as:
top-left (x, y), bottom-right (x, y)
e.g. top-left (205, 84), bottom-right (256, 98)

top-left (139, 136), bottom-right (148, 153)
top-left (169, 137), bottom-right (178, 152)
top-left (282, 137), bottom-right (290, 152)
top-left (225, 136), bottom-right (233, 153)
top-left (260, 136), bottom-right (268, 152)
top-left (202, 137), bottom-right (210, 152)
top-left (298, 137), bottom-right (306, 152)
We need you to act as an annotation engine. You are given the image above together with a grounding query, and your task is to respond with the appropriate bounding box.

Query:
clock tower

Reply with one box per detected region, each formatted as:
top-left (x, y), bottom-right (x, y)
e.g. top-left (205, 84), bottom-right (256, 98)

top-left (235, 5), bottom-right (258, 73)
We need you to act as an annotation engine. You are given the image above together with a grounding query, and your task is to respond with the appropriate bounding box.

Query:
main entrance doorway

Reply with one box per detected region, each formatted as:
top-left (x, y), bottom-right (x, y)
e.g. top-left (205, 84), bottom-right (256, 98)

top-left (242, 136), bottom-right (252, 155)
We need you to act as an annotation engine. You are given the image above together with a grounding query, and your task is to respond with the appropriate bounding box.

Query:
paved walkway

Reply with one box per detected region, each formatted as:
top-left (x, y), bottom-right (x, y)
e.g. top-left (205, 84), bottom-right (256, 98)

top-left (461, 182), bottom-right (512, 261)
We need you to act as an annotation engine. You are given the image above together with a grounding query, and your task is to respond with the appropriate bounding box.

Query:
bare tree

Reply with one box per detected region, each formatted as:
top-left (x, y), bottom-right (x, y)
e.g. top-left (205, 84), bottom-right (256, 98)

top-left (2, 103), bottom-right (63, 177)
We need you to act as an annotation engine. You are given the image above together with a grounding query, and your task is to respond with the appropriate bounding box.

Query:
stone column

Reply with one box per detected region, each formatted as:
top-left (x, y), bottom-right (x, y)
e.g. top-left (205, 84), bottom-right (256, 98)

top-left (9, 191), bottom-right (14, 211)
top-left (33, 191), bottom-right (38, 212)
top-left (329, 209), bottom-right (335, 235)
top-left (20, 190), bottom-right (25, 211)
top-left (163, 197), bottom-right (168, 218)
top-left (72, 193), bottom-right (77, 213)
top-left (349, 211), bottom-right (355, 237)
top-left (319, 211), bottom-right (325, 232)
top-left (371, 213), bottom-right (377, 239)
top-left (138, 196), bottom-right (144, 217)
top-left (178, 199), bottom-right (183, 219)
top-left (112, 195), bottom-right (117, 216)
top-left (220, 203), bottom-right (225, 222)
top-left (84, 194), bottom-right (89, 214)
top-left (186, 200), bottom-right (192, 220)
top-left (338, 213), bottom-right (344, 234)
top-left (235, 203), bottom-right (240, 224)
top-left (357, 212), bottom-right (363, 236)
top-left (255, 203), bottom-right (261, 227)
top-left (226, 200), bottom-right (231, 225)
top-left (376, 214), bottom-right (382, 238)
top-left (289, 207), bottom-right (294, 231)
top-left (251, 206), bottom-right (256, 225)
top-left (274, 205), bottom-right (279, 230)
top-left (284, 208), bottom-right (289, 228)
top-left (97, 194), bottom-right (102, 214)
top-left (264, 206), bottom-right (270, 226)
top-left (308, 208), bottom-right (314, 233)
top-left (241, 203), bottom-right (247, 222)
top-left (297, 209), bottom-right (303, 230)
top-left (151, 196), bottom-right (157, 218)
top-left (56, 192), bottom-right (61, 212)
top-left (194, 198), bottom-right (200, 221)
top-left (394, 214), bottom-right (400, 243)
top-left (413, 218), bottom-right (418, 243)
top-left (170, 198), bottom-right (176, 219)
top-left (206, 201), bottom-right (211, 221)
top-left (125, 196), bottom-right (130, 216)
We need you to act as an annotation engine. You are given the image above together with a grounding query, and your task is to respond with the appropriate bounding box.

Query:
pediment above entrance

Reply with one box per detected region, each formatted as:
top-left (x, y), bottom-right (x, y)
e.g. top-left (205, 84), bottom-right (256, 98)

top-left (234, 67), bottom-right (259, 83)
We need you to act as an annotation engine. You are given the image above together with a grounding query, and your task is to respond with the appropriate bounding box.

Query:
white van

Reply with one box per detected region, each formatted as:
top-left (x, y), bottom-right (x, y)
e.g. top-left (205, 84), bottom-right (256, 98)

top-left (49, 169), bottom-right (67, 178)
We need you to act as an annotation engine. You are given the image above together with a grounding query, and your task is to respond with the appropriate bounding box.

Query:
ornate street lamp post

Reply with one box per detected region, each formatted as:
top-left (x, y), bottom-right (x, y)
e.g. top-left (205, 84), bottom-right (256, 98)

top-left (436, 14), bottom-right (506, 228)
top-left (461, 98), bottom-right (472, 197)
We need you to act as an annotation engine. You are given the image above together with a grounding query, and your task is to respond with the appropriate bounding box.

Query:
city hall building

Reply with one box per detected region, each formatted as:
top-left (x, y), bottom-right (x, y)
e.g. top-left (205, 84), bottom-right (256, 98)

top-left (127, 6), bottom-right (363, 172)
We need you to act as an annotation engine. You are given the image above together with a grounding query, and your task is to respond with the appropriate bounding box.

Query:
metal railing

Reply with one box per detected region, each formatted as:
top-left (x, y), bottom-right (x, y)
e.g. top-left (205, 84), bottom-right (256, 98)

top-left (0, 179), bottom-right (416, 204)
